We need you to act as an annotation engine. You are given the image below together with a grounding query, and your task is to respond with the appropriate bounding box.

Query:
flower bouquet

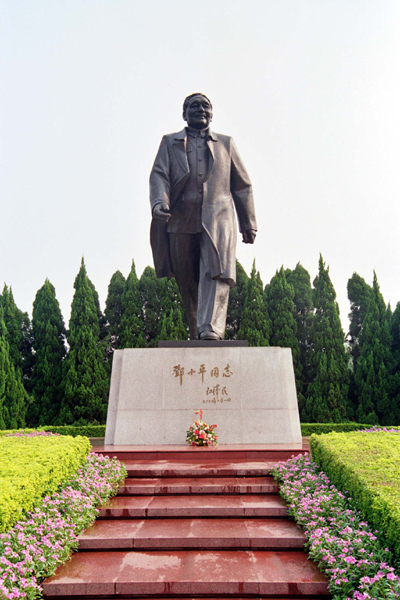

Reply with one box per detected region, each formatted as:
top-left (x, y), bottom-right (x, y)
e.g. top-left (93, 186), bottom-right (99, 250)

top-left (186, 410), bottom-right (218, 446)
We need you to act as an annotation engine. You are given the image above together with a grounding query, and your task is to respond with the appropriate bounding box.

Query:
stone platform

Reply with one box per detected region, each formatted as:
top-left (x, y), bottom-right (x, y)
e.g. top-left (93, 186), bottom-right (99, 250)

top-left (105, 345), bottom-right (302, 445)
top-left (42, 444), bottom-right (329, 599)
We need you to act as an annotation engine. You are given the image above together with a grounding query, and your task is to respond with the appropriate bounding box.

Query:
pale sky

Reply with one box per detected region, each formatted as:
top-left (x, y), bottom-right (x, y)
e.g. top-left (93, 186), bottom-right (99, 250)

top-left (1, 0), bottom-right (400, 331)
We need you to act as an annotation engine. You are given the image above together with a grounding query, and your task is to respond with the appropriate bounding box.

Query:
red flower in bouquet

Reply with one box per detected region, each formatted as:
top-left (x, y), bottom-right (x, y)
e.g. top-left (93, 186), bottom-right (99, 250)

top-left (186, 410), bottom-right (218, 447)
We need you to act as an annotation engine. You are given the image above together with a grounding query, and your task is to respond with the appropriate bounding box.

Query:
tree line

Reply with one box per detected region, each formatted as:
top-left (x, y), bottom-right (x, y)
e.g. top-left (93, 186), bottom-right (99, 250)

top-left (1, 255), bottom-right (399, 428)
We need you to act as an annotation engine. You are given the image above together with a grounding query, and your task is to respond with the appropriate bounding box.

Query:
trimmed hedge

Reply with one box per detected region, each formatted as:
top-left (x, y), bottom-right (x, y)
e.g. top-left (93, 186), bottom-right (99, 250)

top-left (310, 430), bottom-right (400, 561)
top-left (4, 423), bottom-right (399, 438)
top-left (0, 435), bottom-right (91, 532)
top-left (0, 425), bottom-right (106, 438)
top-left (300, 422), bottom-right (400, 436)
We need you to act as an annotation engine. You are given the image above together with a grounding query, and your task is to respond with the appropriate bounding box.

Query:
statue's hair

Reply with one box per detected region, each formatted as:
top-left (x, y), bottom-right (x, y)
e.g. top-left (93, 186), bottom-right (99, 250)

top-left (182, 93), bottom-right (213, 117)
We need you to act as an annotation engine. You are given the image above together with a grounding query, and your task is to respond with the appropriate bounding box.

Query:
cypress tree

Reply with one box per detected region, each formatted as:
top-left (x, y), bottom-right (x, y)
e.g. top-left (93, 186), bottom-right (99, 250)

top-left (105, 270), bottom-right (126, 350)
top-left (120, 260), bottom-right (146, 348)
top-left (266, 267), bottom-right (303, 404)
top-left (87, 275), bottom-right (108, 342)
top-left (355, 272), bottom-right (395, 425)
top-left (347, 273), bottom-right (373, 368)
top-left (158, 307), bottom-right (187, 340)
top-left (237, 260), bottom-right (270, 346)
top-left (225, 260), bottom-right (249, 340)
top-left (285, 263), bottom-right (314, 394)
top-left (0, 306), bottom-right (28, 429)
top-left (346, 273), bottom-right (373, 416)
top-left (140, 266), bottom-right (162, 347)
top-left (391, 302), bottom-right (400, 363)
top-left (303, 255), bottom-right (349, 423)
top-left (157, 277), bottom-right (187, 341)
top-left (0, 285), bottom-right (33, 383)
top-left (29, 279), bottom-right (66, 426)
top-left (59, 259), bottom-right (110, 424)
top-left (391, 302), bottom-right (400, 423)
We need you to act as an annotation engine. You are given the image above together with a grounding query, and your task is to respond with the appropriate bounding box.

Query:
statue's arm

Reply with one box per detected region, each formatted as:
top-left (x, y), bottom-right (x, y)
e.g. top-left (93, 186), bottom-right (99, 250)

top-left (230, 138), bottom-right (257, 243)
top-left (150, 136), bottom-right (172, 220)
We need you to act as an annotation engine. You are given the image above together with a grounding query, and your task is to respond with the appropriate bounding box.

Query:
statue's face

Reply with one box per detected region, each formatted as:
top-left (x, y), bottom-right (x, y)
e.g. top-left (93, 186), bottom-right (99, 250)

top-left (184, 95), bottom-right (213, 130)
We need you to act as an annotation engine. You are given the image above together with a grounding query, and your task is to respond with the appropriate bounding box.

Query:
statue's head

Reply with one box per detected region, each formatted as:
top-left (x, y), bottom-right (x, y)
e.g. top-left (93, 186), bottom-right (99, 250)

top-left (183, 93), bottom-right (213, 130)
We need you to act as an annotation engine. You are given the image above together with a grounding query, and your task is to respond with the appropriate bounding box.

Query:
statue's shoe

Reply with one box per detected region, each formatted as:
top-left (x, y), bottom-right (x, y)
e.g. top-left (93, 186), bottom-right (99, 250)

top-left (199, 331), bottom-right (221, 340)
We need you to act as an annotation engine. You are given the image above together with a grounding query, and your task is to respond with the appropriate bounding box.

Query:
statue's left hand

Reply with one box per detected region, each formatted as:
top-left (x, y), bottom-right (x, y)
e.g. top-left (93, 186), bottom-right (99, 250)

top-left (242, 230), bottom-right (257, 244)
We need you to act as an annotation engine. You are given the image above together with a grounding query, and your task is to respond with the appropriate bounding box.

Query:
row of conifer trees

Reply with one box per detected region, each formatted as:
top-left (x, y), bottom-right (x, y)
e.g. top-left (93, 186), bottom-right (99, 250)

top-left (1, 255), bottom-right (399, 429)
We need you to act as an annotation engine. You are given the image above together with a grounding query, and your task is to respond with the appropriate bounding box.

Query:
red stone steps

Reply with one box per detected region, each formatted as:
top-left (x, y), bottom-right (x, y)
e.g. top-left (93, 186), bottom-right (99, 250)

top-left (43, 445), bottom-right (329, 599)
top-left (123, 459), bottom-right (278, 478)
top-left (42, 549), bottom-right (329, 598)
top-left (93, 444), bottom-right (309, 462)
top-left (78, 517), bottom-right (306, 550)
top-left (99, 494), bottom-right (288, 518)
top-left (119, 476), bottom-right (279, 495)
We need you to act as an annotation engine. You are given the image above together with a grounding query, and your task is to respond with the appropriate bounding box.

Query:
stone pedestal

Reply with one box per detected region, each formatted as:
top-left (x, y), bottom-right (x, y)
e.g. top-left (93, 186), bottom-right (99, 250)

top-left (105, 345), bottom-right (302, 445)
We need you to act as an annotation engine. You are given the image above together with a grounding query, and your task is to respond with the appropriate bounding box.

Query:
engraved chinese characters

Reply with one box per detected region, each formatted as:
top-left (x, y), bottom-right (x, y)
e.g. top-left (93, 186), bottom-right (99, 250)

top-left (172, 362), bottom-right (234, 404)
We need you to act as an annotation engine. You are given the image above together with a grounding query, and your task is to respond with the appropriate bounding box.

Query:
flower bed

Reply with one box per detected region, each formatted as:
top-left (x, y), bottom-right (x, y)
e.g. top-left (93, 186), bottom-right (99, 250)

top-left (0, 451), bottom-right (127, 600)
top-left (0, 434), bottom-right (91, 532)
top-left (310, 429), bottom-right (400, 561)
top-left (272, 453), bottom-right (400, 599)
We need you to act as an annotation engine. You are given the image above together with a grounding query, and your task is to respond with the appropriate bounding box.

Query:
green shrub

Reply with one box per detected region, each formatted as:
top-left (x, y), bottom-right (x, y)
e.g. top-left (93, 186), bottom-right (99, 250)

top-left (0, 435), bottom-right (91, 532)
top-left (300, 422), bottom-right (389, 436)
top-left (310, 430), bottom-right (400, 560)
top-left (0, 425), bottom-right (106, 438)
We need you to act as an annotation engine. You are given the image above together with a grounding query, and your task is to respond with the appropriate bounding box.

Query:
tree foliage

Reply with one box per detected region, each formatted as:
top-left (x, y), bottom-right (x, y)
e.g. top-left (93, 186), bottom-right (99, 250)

top-left (266, 266), bottom-right (302, 398)
top-left (59, 259), bottom-right (110, 424)
top-left (355, 273), bottom-right (395, 425)
top-left (140, 266), bottom-right (162, 347)
top-left (119, 260), bottom-right (146, 348)
top-left (157, 277), bottom-right (187, 341)
top-left (29, 279), bottom-right (66, 426)
top-left (5, 253), bottom-right (400, 429)
top-left (285, 263), bottom-right (314, 395)
top-left (0, 285), bottom-right (33, 382)
top-left (225, 260), bottom-right (249, 340)
top-left (105, 270), bottom-right (126, 351)
top-left (87, 274), bottom-right (108, 342)
top-left (302, 255), bottom-right (349, 423)
top-left (347, 273), bottom-right (373, 368)
top-left (237, 261), bottom-right (270, 346)
top-left (0, 307), bottom-right (28, 429)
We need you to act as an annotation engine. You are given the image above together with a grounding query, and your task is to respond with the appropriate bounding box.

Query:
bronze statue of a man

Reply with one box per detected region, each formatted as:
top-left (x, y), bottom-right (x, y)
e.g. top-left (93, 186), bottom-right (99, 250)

top-left (150, 93), bottom-right (257, 340)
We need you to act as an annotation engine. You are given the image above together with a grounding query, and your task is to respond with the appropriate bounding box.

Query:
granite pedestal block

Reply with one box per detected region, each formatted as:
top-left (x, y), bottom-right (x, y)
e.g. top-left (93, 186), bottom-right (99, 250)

top-left (104, 346), bottom-right (302, 445)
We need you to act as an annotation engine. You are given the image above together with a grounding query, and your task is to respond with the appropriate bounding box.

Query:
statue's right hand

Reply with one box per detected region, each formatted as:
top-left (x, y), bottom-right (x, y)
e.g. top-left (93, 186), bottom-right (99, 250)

top-left (153, 202), bottom-right (171, 221)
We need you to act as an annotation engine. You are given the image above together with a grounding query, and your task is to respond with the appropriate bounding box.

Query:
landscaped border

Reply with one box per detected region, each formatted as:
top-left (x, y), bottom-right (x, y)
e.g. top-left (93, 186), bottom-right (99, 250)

top-left (0, 444), bottom-right (127, 600)
top-left (301, 423), bottom-right (400, 436)
top-left (272, 453), bottom-right (400, 600)
top-left (310, 429), bottom-right (400, 561)
top-left (3, 422), bottom-right (399, 439)
top-left (0, 425), bottom-right (106, 438)
top-left (0, 434), bottom-right (91, 532)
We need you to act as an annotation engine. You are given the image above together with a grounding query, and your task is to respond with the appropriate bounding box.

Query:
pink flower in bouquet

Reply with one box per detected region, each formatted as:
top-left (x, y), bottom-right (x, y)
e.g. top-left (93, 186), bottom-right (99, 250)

top-left (194, 429), bottom-right (199, 435)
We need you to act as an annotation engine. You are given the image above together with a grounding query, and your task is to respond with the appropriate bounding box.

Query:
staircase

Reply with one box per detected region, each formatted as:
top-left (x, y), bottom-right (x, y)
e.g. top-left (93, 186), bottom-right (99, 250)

top-left (42, 444), bottom-right (330, 599)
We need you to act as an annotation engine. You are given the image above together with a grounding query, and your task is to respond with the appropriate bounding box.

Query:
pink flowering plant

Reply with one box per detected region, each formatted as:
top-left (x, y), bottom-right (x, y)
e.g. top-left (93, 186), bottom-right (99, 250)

top-left (186, 410), bottom-right (218, 446)
top-left (272, 453), bottom-right (400, 600)
top-left (4, 431), bottom-right (60, 438)
top-left (0, 450), bottom-right (127, 600)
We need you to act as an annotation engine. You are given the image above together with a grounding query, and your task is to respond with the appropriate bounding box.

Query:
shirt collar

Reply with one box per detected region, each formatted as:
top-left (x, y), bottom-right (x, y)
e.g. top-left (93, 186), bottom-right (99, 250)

top-left (186, 126), bottom-right (211, 139)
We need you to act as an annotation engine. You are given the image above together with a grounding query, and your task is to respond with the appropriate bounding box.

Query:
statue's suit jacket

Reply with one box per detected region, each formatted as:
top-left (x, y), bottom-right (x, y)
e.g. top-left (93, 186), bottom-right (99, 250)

top-left (149, 128), bottom-right (257, 286)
